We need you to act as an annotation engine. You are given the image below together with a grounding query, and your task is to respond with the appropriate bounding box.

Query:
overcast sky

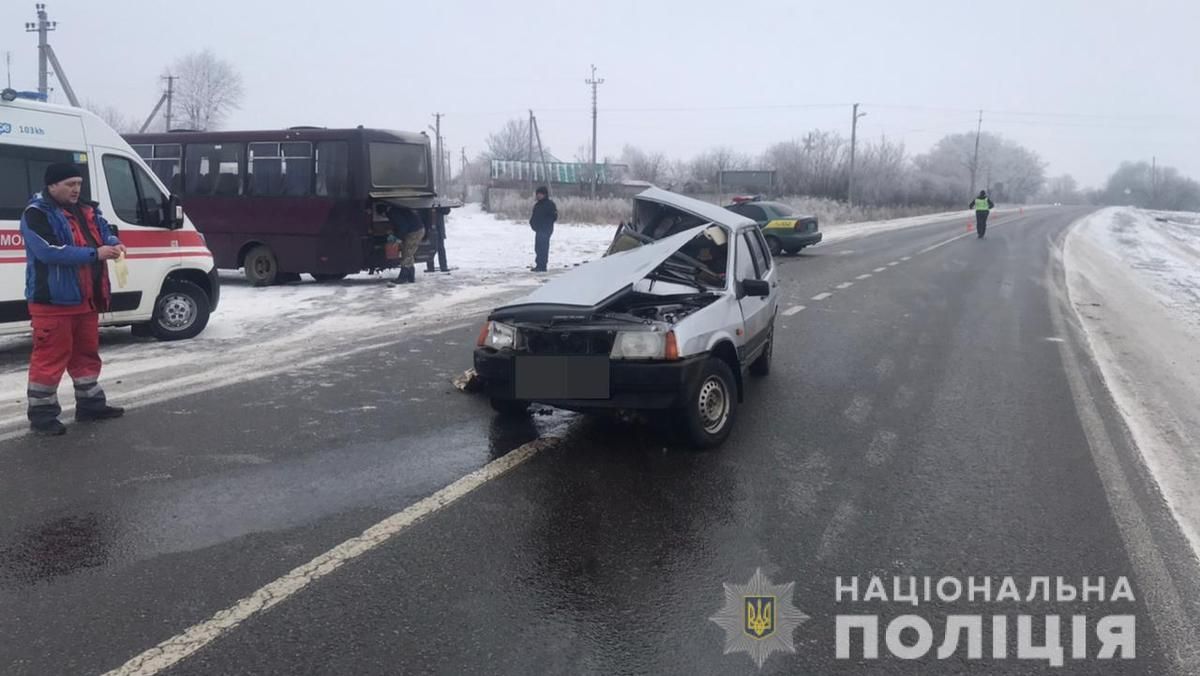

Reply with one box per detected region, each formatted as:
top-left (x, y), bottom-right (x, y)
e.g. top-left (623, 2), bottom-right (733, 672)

top-left (3, 0), bottom-right (1198, 187)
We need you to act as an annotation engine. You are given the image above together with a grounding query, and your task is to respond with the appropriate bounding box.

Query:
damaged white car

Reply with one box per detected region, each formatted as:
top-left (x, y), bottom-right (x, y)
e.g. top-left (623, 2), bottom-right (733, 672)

top-left (473, 188), bottom-right (779, 448)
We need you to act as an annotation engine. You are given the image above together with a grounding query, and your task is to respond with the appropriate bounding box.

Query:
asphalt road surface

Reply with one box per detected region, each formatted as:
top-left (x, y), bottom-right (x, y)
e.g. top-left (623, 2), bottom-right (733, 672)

top-left (2, 207), bottom-right (1199, 675)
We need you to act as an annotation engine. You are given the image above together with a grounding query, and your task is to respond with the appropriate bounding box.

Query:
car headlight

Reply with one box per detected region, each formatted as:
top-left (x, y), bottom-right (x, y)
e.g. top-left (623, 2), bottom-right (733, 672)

top-left (479, 321), bottom-right (518, 350)
top-left (611, 330), bottom-right (678, 360)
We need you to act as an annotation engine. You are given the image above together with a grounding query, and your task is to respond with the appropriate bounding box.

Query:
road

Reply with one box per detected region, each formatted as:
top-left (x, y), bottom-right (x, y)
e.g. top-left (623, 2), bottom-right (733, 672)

top-left (2, 207), bottom-right (1199, 675)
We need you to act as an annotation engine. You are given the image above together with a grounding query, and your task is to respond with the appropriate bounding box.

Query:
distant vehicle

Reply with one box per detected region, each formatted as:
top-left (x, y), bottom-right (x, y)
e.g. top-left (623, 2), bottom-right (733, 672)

top-left (474, 188), bottom-right (778, 448)
top-left (123, 127), bottom-right (459, 286)
top-left (724, 196), bottom-right (822, 255)
top-left (1, 89), bottom-right (218, 341)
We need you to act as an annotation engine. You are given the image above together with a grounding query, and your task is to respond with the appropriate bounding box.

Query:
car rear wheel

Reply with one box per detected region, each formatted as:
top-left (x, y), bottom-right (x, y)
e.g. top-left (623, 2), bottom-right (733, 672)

top-left (490, 398), bottom-right (530, 417)
top-left (677, 358), bottom-right (738, 448)
top-left (764, 236), bottom-right (783, 256)
top-left (150, 279), bottom-right (211, 341)
top-left (243, 245), bottom-right (278, 286)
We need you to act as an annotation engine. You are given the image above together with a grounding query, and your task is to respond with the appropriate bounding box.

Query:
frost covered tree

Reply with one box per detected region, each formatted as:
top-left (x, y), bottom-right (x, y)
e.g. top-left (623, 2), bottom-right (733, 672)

top-left (169, 50), bottom-right (244, 131)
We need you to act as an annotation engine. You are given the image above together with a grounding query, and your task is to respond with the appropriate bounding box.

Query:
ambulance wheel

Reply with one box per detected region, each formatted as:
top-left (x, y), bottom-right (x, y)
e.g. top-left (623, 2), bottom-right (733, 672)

top-left (151, 279), bottom-right (210, 341)
top-left (244, 245), bottom-right (278, 286)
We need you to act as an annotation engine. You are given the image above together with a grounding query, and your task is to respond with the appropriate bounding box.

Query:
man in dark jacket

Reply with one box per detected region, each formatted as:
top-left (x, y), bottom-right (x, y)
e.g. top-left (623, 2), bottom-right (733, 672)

top-left (19, 163), bottom-right (126, 435)
top-left (529, 186), bottom-right (557, 272)
top-left (383, 204), bottom-right (425, 284)
top-left (970, 190), bottom-right (995, 238)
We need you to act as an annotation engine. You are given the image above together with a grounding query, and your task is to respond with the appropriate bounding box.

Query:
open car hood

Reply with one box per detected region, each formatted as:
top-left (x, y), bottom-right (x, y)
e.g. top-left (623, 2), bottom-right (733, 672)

top-left (494, 225), bottom-right (709, 313)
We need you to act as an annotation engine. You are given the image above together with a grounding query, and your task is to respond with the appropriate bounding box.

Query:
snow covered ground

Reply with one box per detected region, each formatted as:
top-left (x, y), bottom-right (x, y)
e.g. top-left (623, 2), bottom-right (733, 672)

top-left (1064, 207), bottom-right (1200, 554)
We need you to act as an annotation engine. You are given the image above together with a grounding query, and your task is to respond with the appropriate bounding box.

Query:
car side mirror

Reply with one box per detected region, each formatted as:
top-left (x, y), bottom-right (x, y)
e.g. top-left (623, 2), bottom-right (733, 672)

top-left (166, 194), bottom-right (185, 230)
top-left (741, 279), bottom-right (770, 298)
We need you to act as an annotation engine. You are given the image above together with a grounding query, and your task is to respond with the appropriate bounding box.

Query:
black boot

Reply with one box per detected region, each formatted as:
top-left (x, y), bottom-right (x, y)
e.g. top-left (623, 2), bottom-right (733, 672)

top-left (31, 419), bottom-right (67, 436)
top-left (404, 267), bottom-right (416, 283)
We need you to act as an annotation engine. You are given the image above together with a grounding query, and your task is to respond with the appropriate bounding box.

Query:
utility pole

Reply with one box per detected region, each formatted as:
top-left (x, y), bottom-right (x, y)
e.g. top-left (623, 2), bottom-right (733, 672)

top-left (432, 113), bottom-right (444, 192)
top-left (25, 4), bottom-right (54, 98)
top-left (848, 103), bottom-right (867, 207)
top-left (528, 109), bottom-right (535, 192)
top-left (164, 74), bottom-right (175, 131)
top-left (461, 146), bottom-right (468, 203)
top-left (969, 109), bottom-right (983, 193)
top-left (1151, 155), bottom-right (1157, 208)
top-left (585, 64), bottom-right (605, 199)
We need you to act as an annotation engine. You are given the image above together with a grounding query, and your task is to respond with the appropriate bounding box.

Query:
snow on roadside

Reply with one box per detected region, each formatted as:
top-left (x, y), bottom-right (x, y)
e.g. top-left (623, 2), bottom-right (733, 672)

top-left (1064, 206), bottom-right (1200, 555)
top-left (444, 203), bottom-right (615, 272)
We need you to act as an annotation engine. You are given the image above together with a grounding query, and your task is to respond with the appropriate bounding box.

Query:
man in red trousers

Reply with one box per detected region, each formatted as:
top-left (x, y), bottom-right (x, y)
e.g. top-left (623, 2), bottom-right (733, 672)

top-left (19, 163), bottom-right (126, 436)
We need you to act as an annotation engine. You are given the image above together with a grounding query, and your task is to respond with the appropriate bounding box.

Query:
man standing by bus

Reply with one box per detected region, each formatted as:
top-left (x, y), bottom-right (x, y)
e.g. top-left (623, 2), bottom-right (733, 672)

top-left (529, 186), bottom-right (557, 272)
top-left (385, 204), bottom-right (425, 284)
top-left (20, 163), bottom-right (126, 436)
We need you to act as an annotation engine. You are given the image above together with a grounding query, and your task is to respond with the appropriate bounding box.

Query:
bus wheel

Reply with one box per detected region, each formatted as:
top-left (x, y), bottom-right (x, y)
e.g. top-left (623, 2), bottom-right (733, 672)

top-left (244, 245), bottom-right (278, 286)
top-left (311, 273), bottom-right (348, 282)
top-left (151, 279), bottom-right (211, 341)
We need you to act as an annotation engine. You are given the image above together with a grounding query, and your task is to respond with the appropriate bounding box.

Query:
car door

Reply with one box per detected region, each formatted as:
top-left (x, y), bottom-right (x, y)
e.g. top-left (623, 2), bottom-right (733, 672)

top-left (734, 228), bottom-right (777, 364)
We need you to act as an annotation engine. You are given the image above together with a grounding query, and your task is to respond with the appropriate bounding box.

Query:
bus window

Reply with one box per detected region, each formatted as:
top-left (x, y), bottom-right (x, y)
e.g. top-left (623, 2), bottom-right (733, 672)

top-left (249, 142), bottom-right (313, 197)
top-left (368, 142), bottom-right (428, 189)
top-left (185, 143), bottom-right (243, 197)
top-left (315, 141), bottom-right (349, 198)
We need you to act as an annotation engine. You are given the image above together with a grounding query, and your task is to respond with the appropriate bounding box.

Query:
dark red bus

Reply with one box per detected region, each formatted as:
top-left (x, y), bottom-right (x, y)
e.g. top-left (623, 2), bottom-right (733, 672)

top-left (124, 127), bottom-right (456, 285)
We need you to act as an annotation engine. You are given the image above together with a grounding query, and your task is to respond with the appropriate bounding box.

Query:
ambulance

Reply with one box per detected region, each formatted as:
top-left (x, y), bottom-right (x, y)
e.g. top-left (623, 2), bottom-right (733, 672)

top-left (0, 89), bottom-right (218, 341)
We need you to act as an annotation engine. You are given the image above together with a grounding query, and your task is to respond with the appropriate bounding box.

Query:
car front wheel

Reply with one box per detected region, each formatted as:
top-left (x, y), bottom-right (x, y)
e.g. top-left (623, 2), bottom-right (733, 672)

top-left (677, 358), bottom-right (738, 448)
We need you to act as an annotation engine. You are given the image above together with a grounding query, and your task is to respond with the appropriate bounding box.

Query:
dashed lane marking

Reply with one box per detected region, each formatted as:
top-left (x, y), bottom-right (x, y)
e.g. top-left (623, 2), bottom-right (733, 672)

top-left (873, 267), bottom-right (886, 273)
top-left (783, 305), bottom-right (806, 316)
top-left (836, 282), bottom-right (854, 289)
top-left (812, 292), bottom-right (833, 301)
top-left (856, 274), bottom-right (872, 280)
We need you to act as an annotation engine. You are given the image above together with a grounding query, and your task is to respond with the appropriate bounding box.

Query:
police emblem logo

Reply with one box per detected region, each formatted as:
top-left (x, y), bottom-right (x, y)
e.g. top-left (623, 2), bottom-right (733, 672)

top-left (710, 568), bottom-right (808, 669)
top-left (745, 596), bottom-right (775, 639)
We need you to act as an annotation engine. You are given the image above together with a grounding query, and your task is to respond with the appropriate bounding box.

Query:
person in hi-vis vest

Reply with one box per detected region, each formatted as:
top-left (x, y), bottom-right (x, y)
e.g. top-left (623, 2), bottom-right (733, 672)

top-left (969, 190), bottom-right (995, 238)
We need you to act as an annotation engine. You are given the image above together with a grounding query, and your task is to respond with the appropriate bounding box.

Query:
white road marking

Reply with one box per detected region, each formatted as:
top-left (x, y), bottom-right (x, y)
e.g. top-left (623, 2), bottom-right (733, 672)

top-left (917, 231), bottom-right (974, 255)
top-left (812, 292), bottom-right (833, 301)
top-left (873, 267), bottom-right (886, 273)
top-left (783, 305), bottom-right (806, 316)
top-left (836, 282), bottom-right (854, 289)
top-left (1044, 337), bottom-right (1065, 343)
top-left (102, 436), bottom-right (560, 676)
top-left (887, 261), bottom-right (900, 267)
top-left (901, 256), bottom-right (911, 261)
top-left (856, 274), bottom-right (872, 280)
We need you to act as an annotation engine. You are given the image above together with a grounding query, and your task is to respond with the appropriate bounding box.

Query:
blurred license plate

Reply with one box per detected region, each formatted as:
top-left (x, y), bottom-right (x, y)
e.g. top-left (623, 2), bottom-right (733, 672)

top-left (514, 356), bottom-right (610, 400)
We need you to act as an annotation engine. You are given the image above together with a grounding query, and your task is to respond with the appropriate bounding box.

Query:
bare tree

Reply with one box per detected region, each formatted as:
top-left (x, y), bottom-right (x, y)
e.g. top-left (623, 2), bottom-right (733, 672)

top-left (688, 146), bottom-right (750, 189)
top-left (169, 50), bottom-right (244, 131)
top-left (620, 145), bottom-right (668, 184)
top-left (84, 100), bottom-right (138, 134)
top-left (483, 119), bottom-right (536, 161)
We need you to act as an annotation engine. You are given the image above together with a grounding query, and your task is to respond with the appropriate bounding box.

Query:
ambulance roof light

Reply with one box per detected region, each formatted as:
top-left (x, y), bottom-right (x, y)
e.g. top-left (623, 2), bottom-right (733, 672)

top-left (1, 89), bottom-right (49, 103)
